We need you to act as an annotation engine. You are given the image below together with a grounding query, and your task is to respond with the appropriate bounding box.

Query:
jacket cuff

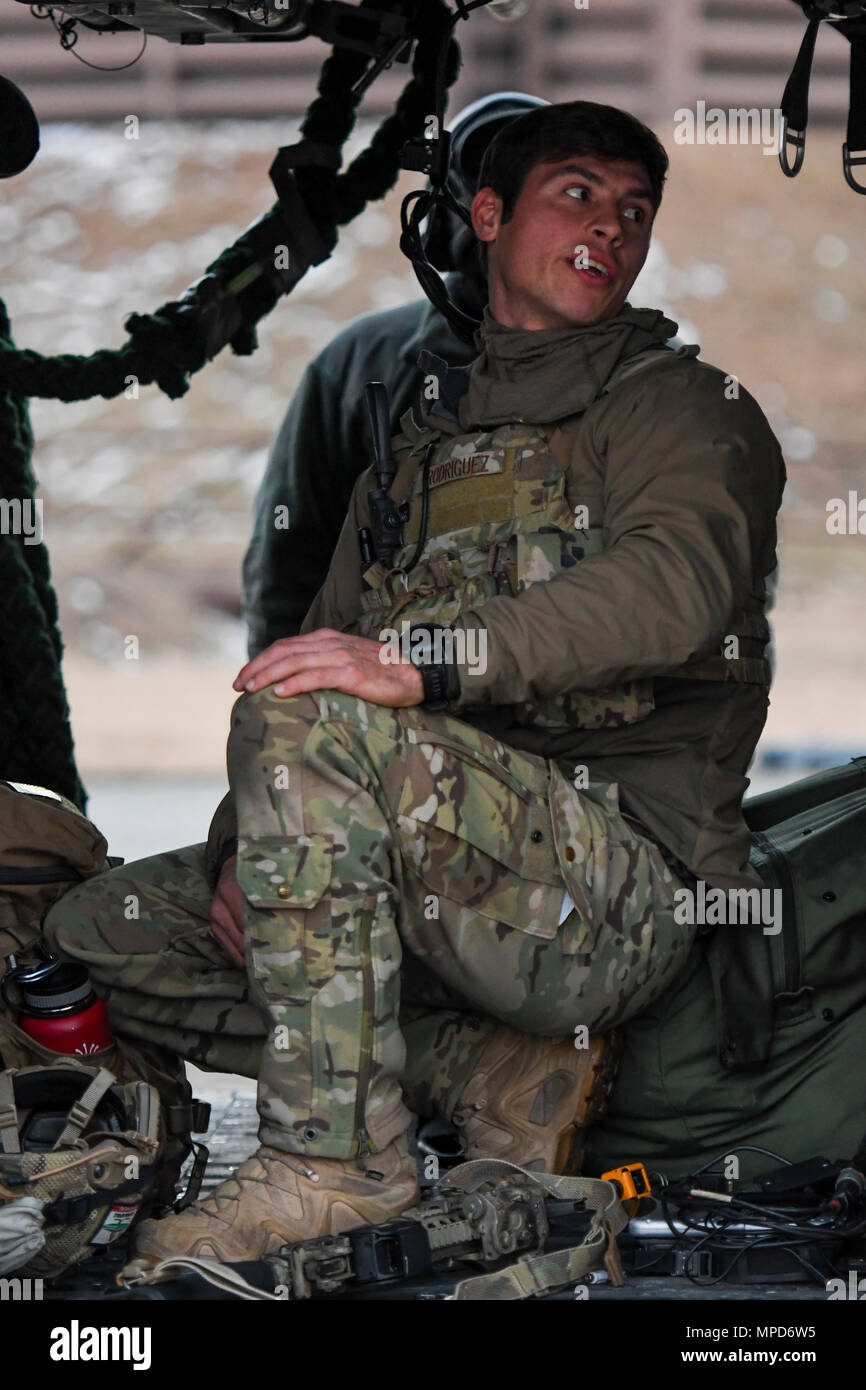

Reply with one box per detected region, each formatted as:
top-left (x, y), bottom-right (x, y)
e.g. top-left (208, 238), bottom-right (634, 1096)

top-left (447, 614), bottom-right (508, 710)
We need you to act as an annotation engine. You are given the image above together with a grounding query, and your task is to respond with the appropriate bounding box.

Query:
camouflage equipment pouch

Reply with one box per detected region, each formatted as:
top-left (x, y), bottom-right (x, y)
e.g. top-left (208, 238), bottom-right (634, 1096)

top-left (355, 558), bottom-right (502, 636)
top-left (0, 784), bottom-right (211, 1222)
top-left (0, 782), bottom-right (110, 963)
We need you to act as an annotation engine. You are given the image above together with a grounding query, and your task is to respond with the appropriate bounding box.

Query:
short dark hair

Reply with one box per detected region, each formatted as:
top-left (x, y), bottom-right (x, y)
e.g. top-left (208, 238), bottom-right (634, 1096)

top-left (474, 100), bottom-right (668, 266)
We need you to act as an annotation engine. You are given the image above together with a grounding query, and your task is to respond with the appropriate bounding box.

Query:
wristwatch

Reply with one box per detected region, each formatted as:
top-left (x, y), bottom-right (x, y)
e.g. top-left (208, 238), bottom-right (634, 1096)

top-left (407, 623), bottom-right (462, 710)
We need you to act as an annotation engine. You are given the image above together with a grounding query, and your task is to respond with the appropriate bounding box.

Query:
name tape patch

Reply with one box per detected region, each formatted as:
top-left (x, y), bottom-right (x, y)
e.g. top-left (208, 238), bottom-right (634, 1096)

top-left (426, 453), bottom-right (503, 490)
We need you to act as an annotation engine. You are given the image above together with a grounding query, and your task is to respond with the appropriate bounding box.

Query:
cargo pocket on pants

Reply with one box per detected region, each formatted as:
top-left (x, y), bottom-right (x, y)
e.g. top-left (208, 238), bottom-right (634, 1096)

top-left (547, 763), bottom-right (678, 960)
top-left (548, 763), bottom-right (688, 1012)
top-left (394, 733), bottom-right (565, 939)
top-left (235, 833), bottom-right (338, 990)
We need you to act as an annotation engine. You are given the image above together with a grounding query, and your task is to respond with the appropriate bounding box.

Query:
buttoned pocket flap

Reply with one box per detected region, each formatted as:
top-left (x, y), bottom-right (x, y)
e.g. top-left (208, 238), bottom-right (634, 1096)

top-left (235, 834), bottom-right (334, 909)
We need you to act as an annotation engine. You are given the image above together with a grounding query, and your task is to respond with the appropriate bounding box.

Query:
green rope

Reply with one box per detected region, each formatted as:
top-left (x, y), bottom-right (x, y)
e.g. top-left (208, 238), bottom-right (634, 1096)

top-left (0, 0), bottom-right (462, 809)
top-left (0, 0), bottom-right (460, 401)
top-left (0, 300), bottom-right (86, 808)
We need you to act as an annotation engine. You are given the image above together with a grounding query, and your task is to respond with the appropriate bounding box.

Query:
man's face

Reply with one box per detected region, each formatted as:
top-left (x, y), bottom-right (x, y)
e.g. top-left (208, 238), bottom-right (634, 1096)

top-left (471, 152), bottom-right (656, 330)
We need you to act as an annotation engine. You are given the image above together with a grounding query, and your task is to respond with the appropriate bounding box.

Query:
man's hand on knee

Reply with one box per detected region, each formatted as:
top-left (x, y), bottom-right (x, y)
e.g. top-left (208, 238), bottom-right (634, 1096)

top-left (209, 855), bottom-right (246, 968)
top-left (232, 629), bottom-right (425, 708)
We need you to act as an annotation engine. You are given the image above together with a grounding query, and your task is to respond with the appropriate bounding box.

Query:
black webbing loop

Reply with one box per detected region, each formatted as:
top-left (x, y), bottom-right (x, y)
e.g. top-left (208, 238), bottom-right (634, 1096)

top-left (838, 16), bottom-right (866, 189)
top-left (779, 9), bottom-right (822, 175)
top-left (172, 1140), bottom-right (210, 1213)
top-left (781, 3), bottom-right (866, 188)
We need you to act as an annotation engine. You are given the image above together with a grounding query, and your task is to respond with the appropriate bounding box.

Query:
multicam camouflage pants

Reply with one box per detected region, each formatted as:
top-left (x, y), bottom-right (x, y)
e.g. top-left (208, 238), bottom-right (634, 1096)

top-left (45, 689), bottom-right (694, 1160)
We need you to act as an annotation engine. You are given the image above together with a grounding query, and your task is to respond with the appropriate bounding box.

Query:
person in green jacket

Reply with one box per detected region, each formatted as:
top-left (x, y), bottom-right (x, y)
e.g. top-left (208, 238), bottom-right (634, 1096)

top-left (47, 98), bottom-right (792, 1267)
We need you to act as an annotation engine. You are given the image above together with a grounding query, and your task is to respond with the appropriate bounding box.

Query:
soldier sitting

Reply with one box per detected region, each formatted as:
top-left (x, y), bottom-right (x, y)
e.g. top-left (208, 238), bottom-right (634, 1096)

top-left (44, 99), bottom-right (785, 1266)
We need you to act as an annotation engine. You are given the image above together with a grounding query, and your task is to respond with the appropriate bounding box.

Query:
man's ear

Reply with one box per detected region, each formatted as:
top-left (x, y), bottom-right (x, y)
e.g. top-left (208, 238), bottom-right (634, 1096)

top-left (471, 185), bottom-right (502, 246)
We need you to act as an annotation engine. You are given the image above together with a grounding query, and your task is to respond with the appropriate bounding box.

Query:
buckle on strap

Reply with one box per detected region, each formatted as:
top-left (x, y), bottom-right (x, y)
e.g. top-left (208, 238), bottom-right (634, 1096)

top-left (779, 114), bottom-right (807, 177)
top-left (65, 1098), bottom-right (94, 1135)
top-left (0, 1108), bottom-right (20, 1155)
top-left (165, 1099), bottom-right (211, 1136)
top-left (53, 1067), bottom-right (116, 1150)
top-left (192, 1100), bottom-right (211, 1133)
top-left (0, 1071), bottom-right (20, 1153)
top-left (842, 141), bottom-right (866, 191)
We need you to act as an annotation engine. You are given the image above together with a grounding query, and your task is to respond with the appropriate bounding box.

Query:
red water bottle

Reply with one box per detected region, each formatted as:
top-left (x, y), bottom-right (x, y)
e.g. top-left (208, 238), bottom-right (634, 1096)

top-left (2, 952), bottom-right (114, 1055)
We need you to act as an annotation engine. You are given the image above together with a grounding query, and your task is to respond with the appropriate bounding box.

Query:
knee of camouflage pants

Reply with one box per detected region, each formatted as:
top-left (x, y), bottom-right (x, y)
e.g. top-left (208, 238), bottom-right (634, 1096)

top-left (228, 686), bottom-right (695, 1160)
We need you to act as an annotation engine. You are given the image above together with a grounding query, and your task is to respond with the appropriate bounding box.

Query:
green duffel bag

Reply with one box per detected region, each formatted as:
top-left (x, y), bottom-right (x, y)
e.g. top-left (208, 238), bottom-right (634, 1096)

top-left (584, 757), bottom-right (866, 1181)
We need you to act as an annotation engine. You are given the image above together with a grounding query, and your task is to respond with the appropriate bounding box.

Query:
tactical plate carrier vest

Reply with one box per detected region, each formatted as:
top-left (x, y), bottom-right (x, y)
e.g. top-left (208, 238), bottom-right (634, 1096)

top-left (349, 350), bottom-right (771, 729)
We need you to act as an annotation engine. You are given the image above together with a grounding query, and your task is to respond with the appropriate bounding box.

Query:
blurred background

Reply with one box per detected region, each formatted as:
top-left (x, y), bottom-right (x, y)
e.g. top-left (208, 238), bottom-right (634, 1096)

top-left (1, 0), bottom-right (864, 862)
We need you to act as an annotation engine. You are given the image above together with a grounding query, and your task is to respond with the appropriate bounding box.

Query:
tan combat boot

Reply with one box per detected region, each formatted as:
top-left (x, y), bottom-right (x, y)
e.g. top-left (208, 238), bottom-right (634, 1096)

top-left (124, 1132), bottom-right (420, 1271)
top-left (450, 1025), bottom-right (622, 1174)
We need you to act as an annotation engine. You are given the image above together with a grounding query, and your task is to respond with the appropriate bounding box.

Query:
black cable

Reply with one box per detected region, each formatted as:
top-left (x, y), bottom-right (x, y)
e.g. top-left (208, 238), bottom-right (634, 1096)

top-left (31, 4), bottom-right (149, 70)
top-left (397, 0), bottom-right (491, 344)
top-left (723, 1197), bottom-right (854, 1240)
top-left (686, 1143), bottom-right (794, 1179)
top-left (685, 1229), bottom-right (835, 1289)
top-left (643, 1201), bottom-right (769, 1287)
top-left (395, 0), bottom-right (503, 574)
top-left (778, 1243), bottom-right (842, 1284)
top-left (667, 1184), bottom-right (862, 1244)
top-left (635, 1172), bottom-right (859, 1288)
top-left (629, 1243), bottom-right (675, 1275)
top-left (661, 1206), bottom-right (847, 1288)
top-left (688, 1234), bottom-right (753, 1288)
top-left (723, 1193), bottom-right (827, 1223)
top-left (399, 186), bottom-right (480, 342)
top-left (687, 1200), bottom-right (838, 1243)
top-left (660, 1186), bottom-right (685, 1242)
top-left (668, 1191), bottom-right (789, 1239)
top-left (402, 441), bottom-right (436, 572)
top-left (658, 1131), bottom-right (866, 1288)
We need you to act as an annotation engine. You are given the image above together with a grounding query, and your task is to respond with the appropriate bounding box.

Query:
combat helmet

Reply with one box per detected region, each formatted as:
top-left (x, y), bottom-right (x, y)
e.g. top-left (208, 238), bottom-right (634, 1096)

top-left (424, 90), bottom-right (549, 273)
top-left (0, 1062), bottom-right (161, 1281)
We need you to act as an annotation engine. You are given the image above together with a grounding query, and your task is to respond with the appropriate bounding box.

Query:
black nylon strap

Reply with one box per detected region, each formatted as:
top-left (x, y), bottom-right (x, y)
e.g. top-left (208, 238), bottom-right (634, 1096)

top-left (172, 1139), bottom-right (209, 1213)
top-left (782, 9), bottom-right (822, 128)
top-left (847, 32), bottom-right (866, 144)
top-left (780, 11), bottom-right (822, 174)
top-left (0, 864), bottom-right (82, 884)
top-left (782, 5), bottom-right (866, 188)
top-left (42, 1167), bottom-right (155, 1226)
top-left (838, 17), bottom-right (866, 188)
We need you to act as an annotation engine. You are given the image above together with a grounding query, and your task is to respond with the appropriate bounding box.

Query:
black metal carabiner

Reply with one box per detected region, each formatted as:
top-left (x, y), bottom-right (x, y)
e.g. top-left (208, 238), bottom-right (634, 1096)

top-left (842, 140), bottom-right (866, 189)
top-left (779, 115), bottom-right (807, 176)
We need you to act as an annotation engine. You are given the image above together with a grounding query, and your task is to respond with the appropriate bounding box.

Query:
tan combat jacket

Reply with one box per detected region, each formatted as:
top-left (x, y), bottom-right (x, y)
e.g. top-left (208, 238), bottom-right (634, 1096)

top-left (297, 305), bottom-right (787, 892)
